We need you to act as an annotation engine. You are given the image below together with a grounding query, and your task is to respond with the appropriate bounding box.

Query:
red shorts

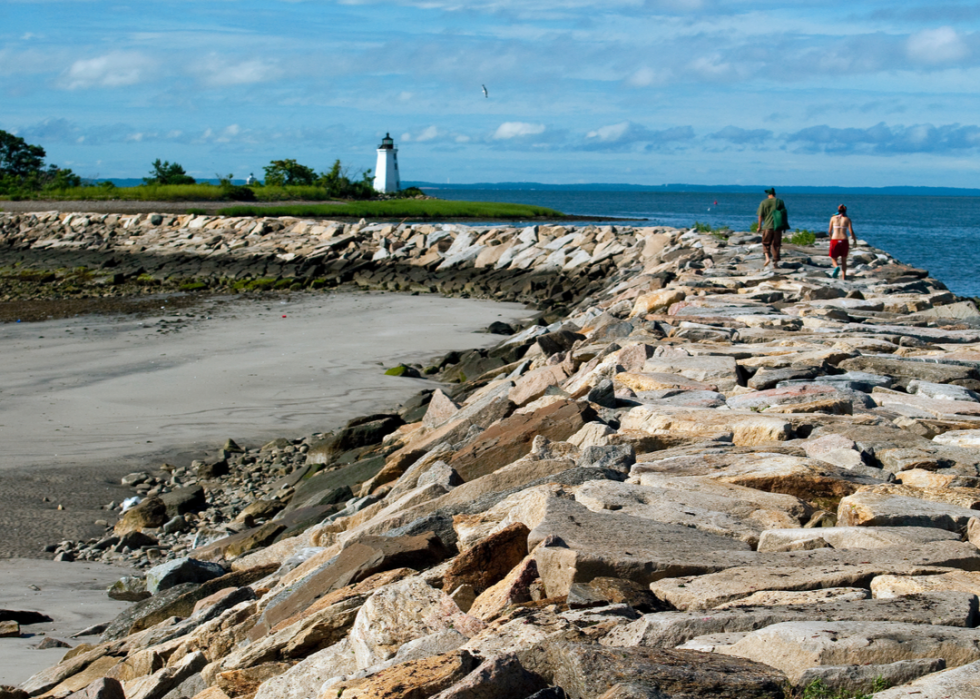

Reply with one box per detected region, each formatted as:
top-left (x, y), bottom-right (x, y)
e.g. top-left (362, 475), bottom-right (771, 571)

top-left (829, 238), bottom-right (849, 259)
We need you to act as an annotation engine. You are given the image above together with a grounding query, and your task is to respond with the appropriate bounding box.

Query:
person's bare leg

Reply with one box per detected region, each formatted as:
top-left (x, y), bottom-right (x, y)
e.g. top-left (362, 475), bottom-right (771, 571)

top-left (841, 256), bottom-right (848, 281)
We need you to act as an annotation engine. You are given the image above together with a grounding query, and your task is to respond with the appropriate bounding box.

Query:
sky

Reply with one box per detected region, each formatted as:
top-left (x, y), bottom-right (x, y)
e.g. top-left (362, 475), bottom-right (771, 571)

top-left (2, 0), bottom-right (980, 187)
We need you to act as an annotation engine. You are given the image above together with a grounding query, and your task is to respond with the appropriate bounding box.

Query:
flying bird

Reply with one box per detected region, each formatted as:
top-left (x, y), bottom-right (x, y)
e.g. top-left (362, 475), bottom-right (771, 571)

top-left (482, 84), bottom-right (488, 98)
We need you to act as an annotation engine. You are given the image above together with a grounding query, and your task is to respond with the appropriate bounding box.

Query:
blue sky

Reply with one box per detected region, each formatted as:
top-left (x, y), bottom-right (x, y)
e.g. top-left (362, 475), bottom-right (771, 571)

top-left (2, 0), bottom-right (980, 187)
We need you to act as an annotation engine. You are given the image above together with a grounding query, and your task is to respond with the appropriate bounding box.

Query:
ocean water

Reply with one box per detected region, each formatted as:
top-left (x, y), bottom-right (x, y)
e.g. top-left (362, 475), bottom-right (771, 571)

top-left (424, 189), bottom-right (980, 299)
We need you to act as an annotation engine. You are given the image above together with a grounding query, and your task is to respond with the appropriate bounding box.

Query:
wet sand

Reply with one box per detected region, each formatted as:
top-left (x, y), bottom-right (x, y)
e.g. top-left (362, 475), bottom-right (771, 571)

top-left (0, 289), bottom-right (532, 559)
top-left (0, 559), bottom-right (135, 686)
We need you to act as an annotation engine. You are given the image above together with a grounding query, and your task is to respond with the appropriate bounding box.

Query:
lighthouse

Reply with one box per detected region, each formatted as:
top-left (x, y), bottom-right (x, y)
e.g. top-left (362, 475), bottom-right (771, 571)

top-left (373, 133), bottom-right (401, 193)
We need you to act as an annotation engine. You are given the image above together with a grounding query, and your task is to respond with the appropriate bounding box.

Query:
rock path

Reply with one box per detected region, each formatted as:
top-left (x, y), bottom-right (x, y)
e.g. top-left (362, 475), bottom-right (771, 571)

top-left (6, 215), bottom-right (980, 698)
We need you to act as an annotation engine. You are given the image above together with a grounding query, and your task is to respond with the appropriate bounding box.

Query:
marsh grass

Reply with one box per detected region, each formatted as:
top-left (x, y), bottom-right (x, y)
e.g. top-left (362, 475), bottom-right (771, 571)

top-left (217, 200), bottom-right (564, 219)
top-left (4, 183), bottom-right (348, 202)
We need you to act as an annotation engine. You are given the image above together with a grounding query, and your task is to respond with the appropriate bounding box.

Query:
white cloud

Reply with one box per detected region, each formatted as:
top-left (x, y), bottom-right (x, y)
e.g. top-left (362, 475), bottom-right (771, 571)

top-left (586, 122), bottom-right (630, 142)
top-left (493, 122), bottom-right (546, 139)
top-left (415, 126), bottom-right (441, 142)
top-left (59, 52), bottom-right (153, 89)
top-left (195, 56), bottom-right (281, 86)
top-left (907, 27), bottom-right (970, 65)
top-left (626, 66), bottom-right (668, 87)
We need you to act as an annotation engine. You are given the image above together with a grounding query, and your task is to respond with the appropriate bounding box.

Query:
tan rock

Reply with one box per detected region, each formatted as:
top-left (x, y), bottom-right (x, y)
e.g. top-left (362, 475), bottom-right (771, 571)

top-left (632, 451), bottom-right (875, 501)
top-left (649, 541), bottom-right (980, 610)
top-left (756, 526), bottom-right (959, 553)
top-left (422, 389), bottom-right (461, 428)
top-left (576, 478), bottom-right (807, 546)
top-left (46, 656), bottom-right (121, 698)
top-left (190, 688), bottom-right (232, 699)
top-left (872, 570), bottom-right (980, 599)
top-left (620, 407), bottom-right (793, 447)
top-left (614, 372), bottom-right (718, 393)
top-left (215, 663), bottom-right (291, 698)
top-left (442, 522), bottom-right (530, 595)
top-left (838, 489), bottom-right (980, 531)
top-left (105, 649), bottom-right (164, 683)
top-left (330, 650), bottom-right (479, 699)
top-left (712, 587), bottom-right (870, 609)
top-left (467, 557), bottom-right (539, 621)
top-left (628, 289), bottom-right (686, 319)
top-left (508, 366), bottom-right (569, 407)
top-left (718, 621), bottom-right (980, 683)
top-left (348, 578), bottom-right (484, 669)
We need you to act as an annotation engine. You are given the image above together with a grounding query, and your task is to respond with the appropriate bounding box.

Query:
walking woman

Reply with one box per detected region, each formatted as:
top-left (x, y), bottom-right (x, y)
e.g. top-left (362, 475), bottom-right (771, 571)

top-left (828, 205), bottom-right (858, 279)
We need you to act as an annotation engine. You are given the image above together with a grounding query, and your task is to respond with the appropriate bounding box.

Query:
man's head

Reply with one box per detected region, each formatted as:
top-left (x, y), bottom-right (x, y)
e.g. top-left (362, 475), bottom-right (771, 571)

top-left (765, 187), bottom-right (776, 197)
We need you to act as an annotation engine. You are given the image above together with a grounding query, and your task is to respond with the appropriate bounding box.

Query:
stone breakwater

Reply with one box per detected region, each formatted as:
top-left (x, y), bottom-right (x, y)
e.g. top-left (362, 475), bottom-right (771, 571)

top-left (0, 211), bottom-right (627, 309)
top-left (7, 217), bottom-right (980, 698)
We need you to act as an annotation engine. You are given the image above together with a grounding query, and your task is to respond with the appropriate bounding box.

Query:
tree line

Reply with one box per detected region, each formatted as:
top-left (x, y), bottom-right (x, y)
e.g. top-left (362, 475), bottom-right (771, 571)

top-left (0, 130), bottom-right (81, 197)
top-left (0, 129), bottom-right (390, 201)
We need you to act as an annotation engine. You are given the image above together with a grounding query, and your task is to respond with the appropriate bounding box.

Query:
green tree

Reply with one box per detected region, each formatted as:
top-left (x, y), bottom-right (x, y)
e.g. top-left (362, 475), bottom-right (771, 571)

top-left (316, 159), bottom-right (374, 199)
top-left (263, 159), bottom-right (317, 186)
top-left (143, 159), bottom-right (196, 185)
top-left (40, 165), bottom-right (82, 190)
top-left (0, 130), bottom-right (46, 179)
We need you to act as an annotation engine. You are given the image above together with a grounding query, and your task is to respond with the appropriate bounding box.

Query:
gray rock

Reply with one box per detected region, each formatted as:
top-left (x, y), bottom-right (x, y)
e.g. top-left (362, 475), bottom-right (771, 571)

top-left (417, 462), bottom-right (464, 491)
top-left (576, 445), bottom-right (635, 473)
top-left (63, 678), bottom-right (126, 699)
top-left (159, 485), bottom-right (206, 518)
top-left (870, 659), bottom-right (980, 698)
top-left (145, 557), bottom-right (226, 595)
top-left (648, 540), bottom-right (980, 610)
top-left (587, 379), bottom-right (616, 409)
top-left (430, 653), bottom-right (546, 699)
top-left (796, 659), bottom-right (944, 696)
top-left (601, 592), bottom-right (978, 649)
top-left (528, 496), bottom-right (755, 597)
top-left (540, 642), bottom-right (786, 699)
top-left (107, 576), bottom-right (150, 601)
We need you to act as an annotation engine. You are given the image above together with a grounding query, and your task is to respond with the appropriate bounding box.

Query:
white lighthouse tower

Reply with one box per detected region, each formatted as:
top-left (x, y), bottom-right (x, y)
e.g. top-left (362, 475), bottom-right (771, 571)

top-left (373, 133), bottom-right (401, 193)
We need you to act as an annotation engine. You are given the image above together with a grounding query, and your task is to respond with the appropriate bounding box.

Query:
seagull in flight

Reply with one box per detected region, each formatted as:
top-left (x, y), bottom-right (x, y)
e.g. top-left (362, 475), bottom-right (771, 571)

top-left (482, 84), bottom-right (488, 98)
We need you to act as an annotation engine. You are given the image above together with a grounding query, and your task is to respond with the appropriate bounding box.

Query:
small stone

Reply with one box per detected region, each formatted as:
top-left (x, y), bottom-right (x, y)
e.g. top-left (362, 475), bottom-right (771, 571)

top-left (0, 620), bottom-right (20, 637)
top-left (35, 637), bottom-right (71, 649)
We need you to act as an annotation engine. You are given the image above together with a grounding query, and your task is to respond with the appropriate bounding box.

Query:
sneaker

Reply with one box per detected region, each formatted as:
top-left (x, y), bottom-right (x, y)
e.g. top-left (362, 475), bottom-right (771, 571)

top-left (830, 266), bottom-right (841, 278)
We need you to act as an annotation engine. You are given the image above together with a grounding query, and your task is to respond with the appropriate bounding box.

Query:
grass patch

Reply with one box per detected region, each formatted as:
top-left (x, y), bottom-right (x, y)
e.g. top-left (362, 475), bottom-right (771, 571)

top-left (693, 221), bottom-right (731, 238)
top-left (797, 677), bottom-right (889, 699)
top-left (216, 199), bottom-right (564, 219)
top-left (789, 229), bottom-right (818, 246)
top-left (179, 281), bottom-right (207, 291)
top-left (186, 208), bottom-right (208, 215)
top-left (1, 183), bottom-right (352, 202)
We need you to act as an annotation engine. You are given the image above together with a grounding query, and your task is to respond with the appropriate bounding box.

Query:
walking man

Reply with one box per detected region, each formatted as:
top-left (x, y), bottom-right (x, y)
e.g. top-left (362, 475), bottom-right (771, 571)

top-left (757, 187), bottom-right (789, 269)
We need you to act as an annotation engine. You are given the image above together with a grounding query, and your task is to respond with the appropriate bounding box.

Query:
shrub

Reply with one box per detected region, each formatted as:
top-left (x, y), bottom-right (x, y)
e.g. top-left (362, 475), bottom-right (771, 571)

top-left (225, 185), bottom-right (257, 202)
top-left (789, 229), bottom-right (817, 246)
top-left (144, 159), bottom-right (195, 185)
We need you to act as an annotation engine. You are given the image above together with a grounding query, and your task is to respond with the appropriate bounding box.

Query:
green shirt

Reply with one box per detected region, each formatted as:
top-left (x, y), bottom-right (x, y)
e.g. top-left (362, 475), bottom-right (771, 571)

top-left (757, 197), bottom-right (788, 230)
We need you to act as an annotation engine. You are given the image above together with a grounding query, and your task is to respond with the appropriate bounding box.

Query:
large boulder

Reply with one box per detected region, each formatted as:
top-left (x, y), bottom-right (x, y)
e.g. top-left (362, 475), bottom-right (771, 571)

top-left (451, 400), bottom-right (597, 482)
top-left (145, 558), bottom-right (226, 595)
top-left (718, 621), bottom-right (980, 684)
top-left (540, 642), bottom-right (785, 699)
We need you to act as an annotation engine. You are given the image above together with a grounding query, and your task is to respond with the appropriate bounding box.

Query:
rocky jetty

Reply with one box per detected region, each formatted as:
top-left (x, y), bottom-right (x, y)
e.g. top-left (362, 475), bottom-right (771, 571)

top-left (8, 213), bottom-right (980, 699)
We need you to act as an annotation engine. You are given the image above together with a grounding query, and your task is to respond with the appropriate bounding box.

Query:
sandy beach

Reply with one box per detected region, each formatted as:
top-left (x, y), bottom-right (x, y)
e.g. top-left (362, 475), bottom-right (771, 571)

top-left (0, 559), bottom-right (135, 686)
top-left (0, 289), bottom-right (532, 559)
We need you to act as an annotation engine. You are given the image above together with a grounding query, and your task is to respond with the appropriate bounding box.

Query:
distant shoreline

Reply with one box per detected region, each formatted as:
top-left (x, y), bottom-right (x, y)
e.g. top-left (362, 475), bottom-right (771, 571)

top-left (410, 182), bottom-right (980, 196)
top-left (0, 199), bottom-right (640, 222)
